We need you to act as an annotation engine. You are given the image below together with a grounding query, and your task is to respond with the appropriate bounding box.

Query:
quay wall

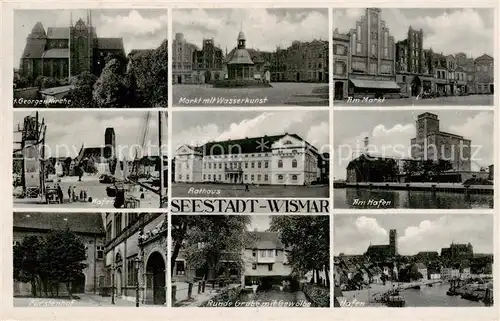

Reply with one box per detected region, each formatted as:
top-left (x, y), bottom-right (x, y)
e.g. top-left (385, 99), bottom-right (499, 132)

top-left (336, 182), bottom-right (493, 194)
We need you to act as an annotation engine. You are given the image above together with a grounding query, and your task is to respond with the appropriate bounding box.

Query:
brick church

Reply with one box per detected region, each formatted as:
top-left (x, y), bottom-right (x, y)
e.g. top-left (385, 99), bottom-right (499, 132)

top-left (20, 11), bottom-right (125, 82)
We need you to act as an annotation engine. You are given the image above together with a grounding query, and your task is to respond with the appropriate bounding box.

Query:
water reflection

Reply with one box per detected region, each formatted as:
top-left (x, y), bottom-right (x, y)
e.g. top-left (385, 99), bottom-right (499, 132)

top-left (335, 188), bottom-right (494, 209)
top-left (235, 289), bottom-right (311, 308)
top-left (402, 283), bottom-right (486, 307)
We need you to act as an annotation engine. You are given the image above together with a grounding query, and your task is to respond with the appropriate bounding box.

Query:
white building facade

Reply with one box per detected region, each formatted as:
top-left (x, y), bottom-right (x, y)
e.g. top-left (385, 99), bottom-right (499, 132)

top-left (175, 134), bottom-right (320, 186)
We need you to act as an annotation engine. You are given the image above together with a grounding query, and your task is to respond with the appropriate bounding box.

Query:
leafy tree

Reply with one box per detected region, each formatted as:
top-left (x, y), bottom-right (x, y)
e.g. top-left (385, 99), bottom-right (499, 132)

top-left (62, 157), bottom-right (73, 176)
top-left (39, 230), bottom-right (87, 299)
top-left (403, 159), bottom-right (421, 179)
top-left (269, 216), bottom-right (330, 287)
top-left (93, 59), bottom-right (128, 107)
top-left (171, 215), bottom-right (252, 282)
top-left (434, 159), bottom-right (453, 179)
top-left (66, 72), bottom-right (98, 108)
top-left (13, 236), bottom-right (42, 296)
top-left (14, 229), bottom-right (87, 298)
top-left (74, 166), bottom-right (84, 181)
top-left (35, 76), bottom-right (59, 89)
top-left (126, 40), bottom-right (168, 107)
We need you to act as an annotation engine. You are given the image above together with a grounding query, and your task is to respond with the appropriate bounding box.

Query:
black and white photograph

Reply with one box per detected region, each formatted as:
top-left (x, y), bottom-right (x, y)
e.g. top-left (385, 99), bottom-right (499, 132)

top-left (172, 8), bottom-right (329, 106)
top-left (172, 110), bottom-right (330, 198)
top-left (333, 110), bottom-right (494, 209)
top-left (171, 215), bottom-right (330, 307)
top-left (13, 212), bottom-right (168, 307)
top-left (13, 111), bottom-right (168, 208)
top-left (13, 9), bottom-right (168, 108)
top-left (332, 8), bottom-right (494, 106)
top-left (334, 214), bottom-right (494, 307)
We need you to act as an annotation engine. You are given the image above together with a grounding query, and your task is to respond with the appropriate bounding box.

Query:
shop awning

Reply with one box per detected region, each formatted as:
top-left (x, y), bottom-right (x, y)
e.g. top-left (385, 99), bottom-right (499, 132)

top-left (350, 79), bottom-right (401, 90)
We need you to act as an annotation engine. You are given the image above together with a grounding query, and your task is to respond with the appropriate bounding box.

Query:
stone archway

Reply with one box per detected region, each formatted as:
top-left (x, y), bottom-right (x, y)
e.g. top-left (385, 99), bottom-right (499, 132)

top-left (146, 251), bottom-right (166, 305)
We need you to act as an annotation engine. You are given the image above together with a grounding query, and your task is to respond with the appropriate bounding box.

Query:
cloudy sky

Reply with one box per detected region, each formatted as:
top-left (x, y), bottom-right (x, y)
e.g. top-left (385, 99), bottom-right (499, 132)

top-left (13, 111), bottom-right (167, 160)
top-left (333, 8), bottom-right (494, 57)
top-left (172, 110), bottom-right (330, 154)
top-left (14, 9), bottom-right (168, 65)
top-left (172, 8), bottom-right (328, 52)
top-left (334, 214), bottom-right (494, 255)
top-left (247, 215), bottom-right (271, 232)
top-left (333, 110), bottom-right (494, 179)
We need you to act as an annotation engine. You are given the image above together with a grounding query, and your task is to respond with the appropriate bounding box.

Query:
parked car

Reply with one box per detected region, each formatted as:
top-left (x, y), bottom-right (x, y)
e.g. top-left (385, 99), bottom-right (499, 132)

top-left (99, 174), bottom-right (116, 184)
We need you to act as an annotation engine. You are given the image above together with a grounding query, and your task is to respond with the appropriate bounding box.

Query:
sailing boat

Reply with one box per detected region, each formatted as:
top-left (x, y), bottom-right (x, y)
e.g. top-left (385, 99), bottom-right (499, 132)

top-left (106, 111), bottom-right (166, 208)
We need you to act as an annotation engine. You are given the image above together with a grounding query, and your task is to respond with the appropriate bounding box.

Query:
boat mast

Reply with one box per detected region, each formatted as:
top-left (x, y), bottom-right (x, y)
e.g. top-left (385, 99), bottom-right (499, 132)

top-left (159, 111), bottom-right (163, 207)
top-left (69, 12), bottom-right (72, 78)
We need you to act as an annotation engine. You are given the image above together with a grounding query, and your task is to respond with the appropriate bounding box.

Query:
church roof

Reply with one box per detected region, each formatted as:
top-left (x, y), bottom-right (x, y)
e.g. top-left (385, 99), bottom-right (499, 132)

top-left (13, 212), bottom-right (105, 235)
top-left (47, 27), bottom-right (69, 39)
top-left (30, 22), bottom-right (46, 38)
top-left (42, 48), bottom-right (69, 59)
top-left (97, 38), bottom-right (125, 51)
top-left (228, 48), bottom-right (254, 65)
top-left (21, 39), bottom-right (47, 58)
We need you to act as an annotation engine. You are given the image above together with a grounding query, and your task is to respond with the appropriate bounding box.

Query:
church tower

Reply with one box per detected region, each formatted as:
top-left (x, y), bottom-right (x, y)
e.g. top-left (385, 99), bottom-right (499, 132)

top-left (70, 11), bottom-right (94, 76)
top-left (104, 127), bottom-right (116, 159)
top-left (389, 229), bottom-right (397, 256)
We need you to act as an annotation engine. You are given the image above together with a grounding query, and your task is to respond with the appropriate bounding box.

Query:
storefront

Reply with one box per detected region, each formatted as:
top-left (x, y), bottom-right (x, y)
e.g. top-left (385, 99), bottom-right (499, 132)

top-left (348, 75), bottom-right (401, 99)
top-left (436, 79), bottom-right (447, 96)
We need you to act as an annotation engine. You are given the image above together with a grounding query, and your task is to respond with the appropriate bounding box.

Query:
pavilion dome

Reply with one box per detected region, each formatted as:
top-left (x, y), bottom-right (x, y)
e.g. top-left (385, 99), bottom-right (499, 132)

top-left (228, 48), bottom-right (254, 65)
top-left (237, 31), bottom-right (246, 41)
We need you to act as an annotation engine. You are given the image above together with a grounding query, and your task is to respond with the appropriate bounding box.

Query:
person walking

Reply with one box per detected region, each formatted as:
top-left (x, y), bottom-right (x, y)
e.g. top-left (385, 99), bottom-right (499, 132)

top-left (57, 184), bottom-right (64, 204)
top-left (67, 186), bottom-right (72, 203)
top-left (245, 184), bottom-right (249, 192)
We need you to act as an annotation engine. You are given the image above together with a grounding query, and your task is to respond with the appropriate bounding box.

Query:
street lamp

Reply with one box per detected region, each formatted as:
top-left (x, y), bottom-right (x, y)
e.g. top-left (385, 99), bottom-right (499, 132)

top-left (134, 256), bottom-right (142, 307)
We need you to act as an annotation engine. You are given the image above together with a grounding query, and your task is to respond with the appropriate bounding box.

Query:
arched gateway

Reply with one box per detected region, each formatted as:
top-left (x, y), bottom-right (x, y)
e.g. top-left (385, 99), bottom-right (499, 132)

top-left (146, 251), bottom-right (166, 305)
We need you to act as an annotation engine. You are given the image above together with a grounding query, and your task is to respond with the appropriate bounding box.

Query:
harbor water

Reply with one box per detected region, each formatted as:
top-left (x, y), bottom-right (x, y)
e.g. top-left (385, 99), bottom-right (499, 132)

top-left (401, 283), bottom-right (486, 307)
top-left (234, 289), bottom-right (311, 308)
top-left (335, 188), bottom-right (494, 209)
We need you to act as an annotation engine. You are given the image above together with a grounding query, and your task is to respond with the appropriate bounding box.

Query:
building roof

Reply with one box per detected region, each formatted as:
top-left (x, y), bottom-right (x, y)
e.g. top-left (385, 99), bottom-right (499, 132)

top-left (13, 212), bottom-right (105, 235)
top-left (47, 27), bottom-right (69, 39)
top-left (414, 262), bottom-right (427, 269)
top-left (22, 39), bottom-right (47, 59)
top-left (42, 48), bottom-right (69, 59)
top-left (247, 231), bottom-right (285, 250)
top-left (199, 133), bottom-right (314, 156)
top-left (475, 54), bottom-right (493, 61)
top-left (97, 38), bottom-right (125, 51)
top-left (228, 48), bottom-right (254, 65)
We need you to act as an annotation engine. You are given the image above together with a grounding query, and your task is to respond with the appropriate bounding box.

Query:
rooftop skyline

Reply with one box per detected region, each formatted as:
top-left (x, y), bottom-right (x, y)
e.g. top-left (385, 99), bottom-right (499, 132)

top-left (14, 9), bottom-right (168, 65)
top-left (333, 8), bottom-right (494, 57)
top-left (172, 8), bottom-right (328, 52)
top-left (334, 214), bottom-right (494, 256)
